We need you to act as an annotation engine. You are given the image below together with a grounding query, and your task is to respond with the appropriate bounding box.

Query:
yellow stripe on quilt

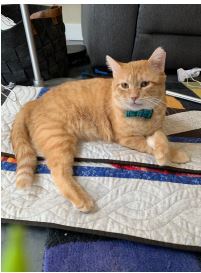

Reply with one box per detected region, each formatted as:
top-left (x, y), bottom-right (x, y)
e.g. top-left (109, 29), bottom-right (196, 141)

top-left (183, 82), bottom-right (201, 98)
top-left (166, 96), bottom-right (185, 109)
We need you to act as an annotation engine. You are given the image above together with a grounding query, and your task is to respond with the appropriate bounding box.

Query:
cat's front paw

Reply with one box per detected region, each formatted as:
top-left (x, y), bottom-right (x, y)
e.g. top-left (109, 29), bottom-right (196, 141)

top-left (147, 134), bottom-right (169, 166)
top-left (153, 148), bottom-right (169, 166)
top-left (170, 148), bottom-right (190, 164)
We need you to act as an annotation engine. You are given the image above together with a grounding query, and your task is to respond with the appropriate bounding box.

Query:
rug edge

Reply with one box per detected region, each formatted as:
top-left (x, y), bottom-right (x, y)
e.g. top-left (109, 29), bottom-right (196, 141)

top-left (2, 218), bottom-right (201, 253)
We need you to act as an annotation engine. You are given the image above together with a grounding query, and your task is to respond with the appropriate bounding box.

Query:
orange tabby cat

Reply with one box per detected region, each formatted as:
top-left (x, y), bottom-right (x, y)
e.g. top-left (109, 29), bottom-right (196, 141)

top-left (11, 47), bottom-right (189, 212)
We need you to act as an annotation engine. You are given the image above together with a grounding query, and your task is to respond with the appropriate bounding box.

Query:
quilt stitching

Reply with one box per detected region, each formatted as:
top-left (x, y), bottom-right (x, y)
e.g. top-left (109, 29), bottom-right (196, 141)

top-left (1, 85), bottom-right (201, 249)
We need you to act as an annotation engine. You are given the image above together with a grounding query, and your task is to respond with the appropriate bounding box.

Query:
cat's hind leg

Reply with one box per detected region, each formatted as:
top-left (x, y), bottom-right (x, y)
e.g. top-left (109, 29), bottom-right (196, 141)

top-left (40, 134), bottom-right (95, 213)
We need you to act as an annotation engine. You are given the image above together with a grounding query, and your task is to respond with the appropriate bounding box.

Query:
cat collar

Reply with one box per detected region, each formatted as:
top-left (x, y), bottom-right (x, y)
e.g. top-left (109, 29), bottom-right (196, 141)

top-left (125, 109), bottom-right (153, 119)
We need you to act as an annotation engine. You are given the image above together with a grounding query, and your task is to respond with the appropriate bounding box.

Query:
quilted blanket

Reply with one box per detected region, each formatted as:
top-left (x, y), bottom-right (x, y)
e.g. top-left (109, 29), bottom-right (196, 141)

top-left (1, 85), bottom-right (201, 251)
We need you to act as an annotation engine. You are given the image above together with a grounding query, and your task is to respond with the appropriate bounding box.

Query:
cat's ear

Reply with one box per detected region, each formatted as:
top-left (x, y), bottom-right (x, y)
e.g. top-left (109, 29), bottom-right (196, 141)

top-left (148, 47), bottom-right (166, 72)
top-left (106, 55), bottom-right (121, 77)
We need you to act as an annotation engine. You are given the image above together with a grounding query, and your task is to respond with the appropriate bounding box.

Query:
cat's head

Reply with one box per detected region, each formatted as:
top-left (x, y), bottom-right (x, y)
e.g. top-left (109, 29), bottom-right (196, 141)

top-left (106, 47), bottom-right (166, 111)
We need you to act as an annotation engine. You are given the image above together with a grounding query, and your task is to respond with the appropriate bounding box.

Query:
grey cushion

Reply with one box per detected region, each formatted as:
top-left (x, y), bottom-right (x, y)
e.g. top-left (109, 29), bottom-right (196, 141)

top-left (133, 5), bottom-right (201, 70)
top-left (81, 4), bottom-right (139, 66)
top-left (133, 34), bottom-right (201, 70)
top-left (81, 4), bottom-right (201, 69)
top-left (135, 5), bottom-right (201, 36)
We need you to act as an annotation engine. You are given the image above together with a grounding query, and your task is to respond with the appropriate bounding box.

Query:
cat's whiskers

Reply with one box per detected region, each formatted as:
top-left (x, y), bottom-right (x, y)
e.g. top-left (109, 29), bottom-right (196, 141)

top-left (141, 96), bottom-right (166, 104)
top-left (114, 96), bottom-right (166, 111)
top-left (139, 97), bottom-right (166, 108)
top-left (140, 97), bottom-right (180, 116)
top-left (115, 98), bottom-right (131, 110)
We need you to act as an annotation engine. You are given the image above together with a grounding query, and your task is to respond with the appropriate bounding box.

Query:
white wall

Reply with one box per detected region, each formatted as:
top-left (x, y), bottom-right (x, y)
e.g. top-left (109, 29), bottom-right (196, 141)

top-left (61, 4), bottom-right (81, 24)
top-left (62, 4), bottom-right (82, 41)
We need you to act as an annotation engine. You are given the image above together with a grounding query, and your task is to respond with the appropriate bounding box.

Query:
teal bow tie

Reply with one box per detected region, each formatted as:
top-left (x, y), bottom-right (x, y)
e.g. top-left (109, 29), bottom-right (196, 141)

top-left (125, 109), bottom-right (153, 119)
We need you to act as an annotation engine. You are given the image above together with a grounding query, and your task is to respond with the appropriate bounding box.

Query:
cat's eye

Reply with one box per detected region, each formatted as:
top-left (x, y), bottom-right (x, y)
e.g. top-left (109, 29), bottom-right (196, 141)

top-left (121, 82), bottom-right (129, 89)
top-left (140, 81), bottom-right (150, 88)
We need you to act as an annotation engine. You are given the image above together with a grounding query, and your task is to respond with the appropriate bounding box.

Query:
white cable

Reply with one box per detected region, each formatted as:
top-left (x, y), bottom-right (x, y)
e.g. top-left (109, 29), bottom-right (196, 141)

top-left (1, 83), bottom-right (22, 109)
top-left (166, 90), bottom-right (201, 104)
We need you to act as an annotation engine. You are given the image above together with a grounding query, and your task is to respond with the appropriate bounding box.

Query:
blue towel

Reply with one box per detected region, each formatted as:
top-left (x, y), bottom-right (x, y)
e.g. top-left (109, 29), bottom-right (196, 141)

top-left (43, 229), bottom-right (201, 272)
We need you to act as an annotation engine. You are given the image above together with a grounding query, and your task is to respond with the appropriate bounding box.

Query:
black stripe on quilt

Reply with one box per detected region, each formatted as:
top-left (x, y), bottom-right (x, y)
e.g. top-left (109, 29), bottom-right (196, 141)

top-left (1, 152), bottom-right (201, 174)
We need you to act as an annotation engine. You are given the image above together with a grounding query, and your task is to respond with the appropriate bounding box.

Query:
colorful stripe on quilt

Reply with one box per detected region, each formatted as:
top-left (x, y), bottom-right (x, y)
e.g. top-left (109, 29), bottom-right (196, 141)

top-left (2, 155), bottom-right (201, 185)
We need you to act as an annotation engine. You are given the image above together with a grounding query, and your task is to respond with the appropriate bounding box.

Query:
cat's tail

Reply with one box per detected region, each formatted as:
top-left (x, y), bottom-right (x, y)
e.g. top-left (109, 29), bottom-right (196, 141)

top-left (11, 103), bottom-right (37, 189)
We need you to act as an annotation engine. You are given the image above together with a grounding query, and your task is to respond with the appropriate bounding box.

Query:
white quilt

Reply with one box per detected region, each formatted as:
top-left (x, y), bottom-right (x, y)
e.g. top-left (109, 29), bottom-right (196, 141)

top-left (1, 85), bottom-right (201, 250)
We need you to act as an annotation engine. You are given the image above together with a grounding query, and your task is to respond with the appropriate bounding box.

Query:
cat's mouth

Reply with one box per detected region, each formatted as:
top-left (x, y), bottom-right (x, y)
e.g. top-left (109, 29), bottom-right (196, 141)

top-left (128, 100), bottom-right (144, 110)
top-left (132, 102), bottom-right (143, 106)
top-left (125, 100), bottom-right (154, 111)
top-left (115, 98), bottom-right (153, 111)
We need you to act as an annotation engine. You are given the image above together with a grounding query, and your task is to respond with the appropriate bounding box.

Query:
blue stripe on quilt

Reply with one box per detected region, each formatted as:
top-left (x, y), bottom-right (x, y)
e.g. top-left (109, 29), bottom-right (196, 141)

top-left (37, 87), bottom-right (49, 98)
top-left (2, 162), bottom-right (201, 185)
top-left (168, 136), bottom-right (201, 143)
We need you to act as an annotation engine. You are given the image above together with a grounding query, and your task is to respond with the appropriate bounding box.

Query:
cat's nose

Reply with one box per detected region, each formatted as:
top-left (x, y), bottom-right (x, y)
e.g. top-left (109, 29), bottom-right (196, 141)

top-left (131, 96), bottom-right (139, 103)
